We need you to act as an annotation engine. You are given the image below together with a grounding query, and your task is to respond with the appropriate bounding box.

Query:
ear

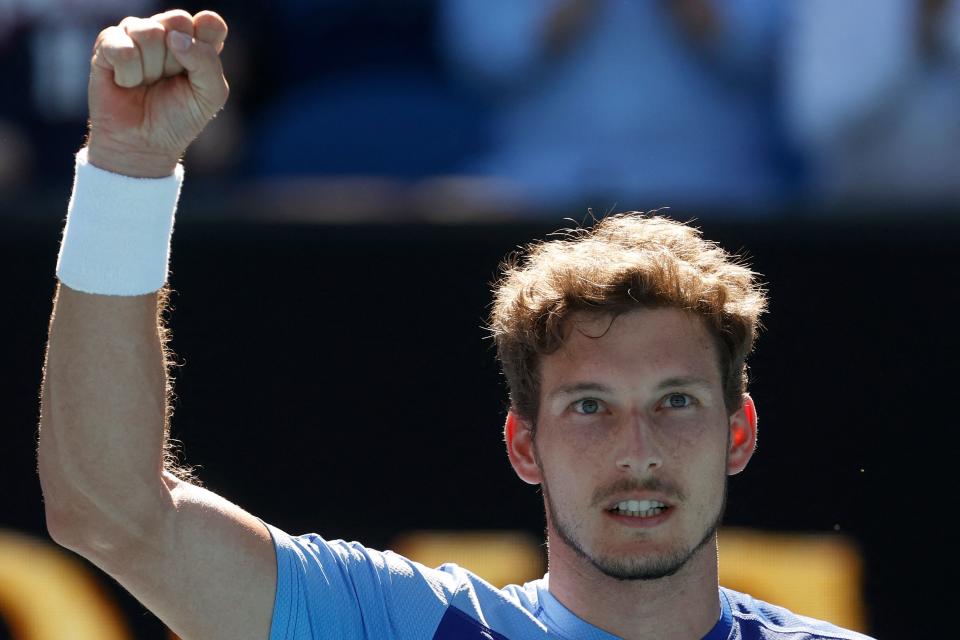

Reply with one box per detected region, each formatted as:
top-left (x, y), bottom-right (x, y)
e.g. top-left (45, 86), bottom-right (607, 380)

top-left (727, 394), bottom-right (758, 475)
top-left (504, 411), bottom-right (542, 485)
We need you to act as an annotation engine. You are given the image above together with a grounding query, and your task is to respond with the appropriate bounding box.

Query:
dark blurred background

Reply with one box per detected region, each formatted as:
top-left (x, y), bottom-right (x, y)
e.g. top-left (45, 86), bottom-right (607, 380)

top-left (3, 1), bottom-right (959, 638)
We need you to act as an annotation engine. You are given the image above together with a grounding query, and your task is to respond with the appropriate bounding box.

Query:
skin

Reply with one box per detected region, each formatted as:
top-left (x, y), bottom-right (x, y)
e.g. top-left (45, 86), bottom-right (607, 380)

top-left (86, 9), bottom-right (229, 177)
top-left (505, 308), bottom-right (758, 640)
top-left (40, 12), bottom-right (277, 640)
top-left (41, 9), bottom-right (754, 639)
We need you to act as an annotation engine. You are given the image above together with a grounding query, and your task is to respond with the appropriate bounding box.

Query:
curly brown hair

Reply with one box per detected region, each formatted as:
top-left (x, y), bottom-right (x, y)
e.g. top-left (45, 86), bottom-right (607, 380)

top-left (489, 213), bottom-right (767, 430)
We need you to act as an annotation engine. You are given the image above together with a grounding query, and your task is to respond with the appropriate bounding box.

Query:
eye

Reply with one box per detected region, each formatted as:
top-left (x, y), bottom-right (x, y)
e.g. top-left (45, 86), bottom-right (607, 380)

top-left (662, 393), bottom-right (694, 409)
top-left (573, 398), bottom-right (603, 415)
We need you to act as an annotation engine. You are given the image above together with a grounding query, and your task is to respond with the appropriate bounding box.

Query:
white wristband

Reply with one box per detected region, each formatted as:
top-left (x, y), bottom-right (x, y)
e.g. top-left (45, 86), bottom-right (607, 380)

top-left (55, 147), bottom-right (184, 296)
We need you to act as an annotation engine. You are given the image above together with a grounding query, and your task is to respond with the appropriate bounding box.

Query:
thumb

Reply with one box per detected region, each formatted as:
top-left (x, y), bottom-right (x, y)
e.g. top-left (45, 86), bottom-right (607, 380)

top-left (166, 30), bottom-right (229, 114)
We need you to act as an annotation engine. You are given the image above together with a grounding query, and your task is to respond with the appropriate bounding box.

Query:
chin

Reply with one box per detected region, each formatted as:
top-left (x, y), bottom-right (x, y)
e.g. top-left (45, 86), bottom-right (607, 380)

top-left (589, 546), bottom-right (695, 581)
top-left (600, 521), bottom-right (718, 581)
top-left (556, 519), bottom-right (719, 583)
top-left (543, 479), bottom-right (726, 583)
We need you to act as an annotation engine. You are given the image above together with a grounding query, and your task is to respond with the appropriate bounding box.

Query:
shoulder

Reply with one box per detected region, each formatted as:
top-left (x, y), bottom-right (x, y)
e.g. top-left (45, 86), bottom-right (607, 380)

top-left (722, 587), bottom-right (876, 640)
top-left (271, 526), bottom-right (462, 605)
top-left (268, 523), bottom-right (550, 639)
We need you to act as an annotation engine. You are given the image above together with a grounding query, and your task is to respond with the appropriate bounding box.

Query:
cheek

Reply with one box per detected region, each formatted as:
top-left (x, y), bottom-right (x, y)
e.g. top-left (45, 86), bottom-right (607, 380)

top-left (665, 419), bottom-right (730, 486)
top-left (544, 421), bottom-right (608, 457)
top-left (655, 416), bottom-right (714, 459)
top-left (536, 435), bottom-right (601, 494)
top-left (692, 437), bottom-right (731, 502)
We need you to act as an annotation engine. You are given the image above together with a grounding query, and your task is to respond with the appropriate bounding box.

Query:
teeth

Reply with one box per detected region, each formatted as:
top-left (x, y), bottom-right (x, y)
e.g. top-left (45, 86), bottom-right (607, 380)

top-left (614, 507), bottom-right (666, 518)
top-left (614, 499), bottom-right (666, 512)
top-left (610, 499), bottom-right (668, 518)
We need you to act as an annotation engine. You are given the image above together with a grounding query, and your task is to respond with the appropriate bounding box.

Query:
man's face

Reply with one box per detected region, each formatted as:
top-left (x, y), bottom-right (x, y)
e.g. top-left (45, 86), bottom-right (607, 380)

top-left (515, 308), bottom-right (752, 581)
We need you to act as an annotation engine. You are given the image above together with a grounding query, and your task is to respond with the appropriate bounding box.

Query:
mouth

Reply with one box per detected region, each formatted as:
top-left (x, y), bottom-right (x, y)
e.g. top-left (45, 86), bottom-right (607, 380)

top-left (605, 499), bottom-right (671, 519)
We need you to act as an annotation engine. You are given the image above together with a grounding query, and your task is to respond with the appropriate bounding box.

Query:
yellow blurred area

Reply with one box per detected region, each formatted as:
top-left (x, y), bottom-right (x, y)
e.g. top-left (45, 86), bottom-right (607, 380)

top-left (718, 528), bottom-right (867, 633)
top-left (0, 529), bottom-right (129, 640)
top-left (391, 529), bottom-right (546, 588)
top-left (393, 527), bottom-right (867, 633)
top-left (0, 526), bottom-right (866, 637)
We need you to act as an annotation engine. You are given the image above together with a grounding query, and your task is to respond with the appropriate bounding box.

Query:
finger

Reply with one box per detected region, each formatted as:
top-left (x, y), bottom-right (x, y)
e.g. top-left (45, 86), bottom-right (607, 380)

top-left (165, 32), bottom-right (229, 113)
top-left (121, 17), bottom-right (166, 85)
top-left (193, 10), bottom-right (228, 54)
top-left (94, 25), bottom-right (143, 88)
top-left (149, 9), bottom-right (194, 77)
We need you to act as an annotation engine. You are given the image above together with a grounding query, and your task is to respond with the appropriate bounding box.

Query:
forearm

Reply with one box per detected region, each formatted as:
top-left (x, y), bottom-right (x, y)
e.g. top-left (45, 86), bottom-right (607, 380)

top-left (39, 282), bottom-right (174, 549)
top-left (32, 16), bottom-right (280, 639)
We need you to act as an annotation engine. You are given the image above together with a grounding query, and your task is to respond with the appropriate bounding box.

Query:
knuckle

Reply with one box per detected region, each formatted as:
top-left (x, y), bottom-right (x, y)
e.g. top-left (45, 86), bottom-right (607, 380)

top-left (154, 9), bottom-right (194, 33)
top-left (114, 45), bottom-right (138, 62)
top-left (93, 28), bottom-right (110, 52)
top-left (125, 21), bottom-right (165, 52)
top-left (160, 8), bottom-right (193, 21)
top-left (136, 24), bottom-right (166, 44)
top-left (193, 11), bottom-right (227, 42)
top-left (194, 9), bottom-right (225, 25)
top-left (99, 25), bottom-right (123, 43)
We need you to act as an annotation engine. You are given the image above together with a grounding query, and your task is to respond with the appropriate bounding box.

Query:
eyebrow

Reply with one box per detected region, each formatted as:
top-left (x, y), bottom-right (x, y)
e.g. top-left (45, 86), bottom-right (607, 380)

top-left (548, 383), bottom-right (614, 400)
top-left (653, 376), bottom-right (714, 391)
top-left (548, 376), bottom-right (714, 400)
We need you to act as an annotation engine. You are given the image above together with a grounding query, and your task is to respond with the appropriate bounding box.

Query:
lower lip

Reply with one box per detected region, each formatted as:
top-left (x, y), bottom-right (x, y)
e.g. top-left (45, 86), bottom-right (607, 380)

top-left (605, 507), bottom-right (673, 528)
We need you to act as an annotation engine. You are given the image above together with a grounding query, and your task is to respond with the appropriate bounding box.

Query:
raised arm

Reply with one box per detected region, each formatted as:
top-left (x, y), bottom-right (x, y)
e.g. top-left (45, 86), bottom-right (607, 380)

top-left (37, 10), bottom-right (276, 640)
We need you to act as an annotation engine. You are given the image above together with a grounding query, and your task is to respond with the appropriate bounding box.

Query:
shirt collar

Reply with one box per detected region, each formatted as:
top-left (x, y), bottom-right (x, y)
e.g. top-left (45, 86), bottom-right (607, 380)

top-left (535, 578), bottom-right (733, 640)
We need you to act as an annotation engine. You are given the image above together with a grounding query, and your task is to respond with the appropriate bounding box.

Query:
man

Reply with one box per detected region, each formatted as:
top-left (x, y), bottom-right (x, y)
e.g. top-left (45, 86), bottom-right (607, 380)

top-left (37, 9), bottom-right (874, 640)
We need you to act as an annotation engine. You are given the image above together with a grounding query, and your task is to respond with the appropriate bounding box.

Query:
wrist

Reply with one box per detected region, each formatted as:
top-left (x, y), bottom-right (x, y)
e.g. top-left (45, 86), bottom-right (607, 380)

top-left (85, 139), bottom-right (181, 179)
top-left (56, 148), bottom-right (184, 296)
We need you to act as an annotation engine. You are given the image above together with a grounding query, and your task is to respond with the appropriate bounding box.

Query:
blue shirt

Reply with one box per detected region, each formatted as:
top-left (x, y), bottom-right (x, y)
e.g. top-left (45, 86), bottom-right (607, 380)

top-left (265, 523), bottom-right (875, 640)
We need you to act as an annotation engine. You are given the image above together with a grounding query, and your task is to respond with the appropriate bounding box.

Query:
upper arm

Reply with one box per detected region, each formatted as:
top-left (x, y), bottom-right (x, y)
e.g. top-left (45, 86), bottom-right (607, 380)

top-left (269, 528), bottom-right (458, 639)
top-left (75, 474), bottom-right (467, 639)
top-left (85, 475), bottom-right (277, 640)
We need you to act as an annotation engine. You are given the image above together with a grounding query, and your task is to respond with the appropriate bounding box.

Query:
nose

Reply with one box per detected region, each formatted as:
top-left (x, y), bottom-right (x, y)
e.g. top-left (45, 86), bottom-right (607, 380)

top-left (614, 413), bottom-right (663, 472)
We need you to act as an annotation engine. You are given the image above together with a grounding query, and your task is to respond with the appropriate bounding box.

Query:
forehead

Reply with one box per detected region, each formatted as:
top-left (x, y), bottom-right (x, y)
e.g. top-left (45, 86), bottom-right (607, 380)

top-left (540, 308), bottom-right (722, 388)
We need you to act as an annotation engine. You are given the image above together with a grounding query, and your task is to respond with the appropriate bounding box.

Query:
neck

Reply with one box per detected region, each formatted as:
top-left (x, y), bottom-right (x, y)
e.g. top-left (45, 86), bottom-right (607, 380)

top-left (546, 533), bottom-right (722, 640)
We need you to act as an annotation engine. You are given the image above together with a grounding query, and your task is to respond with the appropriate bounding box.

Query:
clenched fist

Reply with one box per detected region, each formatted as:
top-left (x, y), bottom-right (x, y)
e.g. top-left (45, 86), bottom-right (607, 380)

top-left (86, 9), bottom-right (229, 178)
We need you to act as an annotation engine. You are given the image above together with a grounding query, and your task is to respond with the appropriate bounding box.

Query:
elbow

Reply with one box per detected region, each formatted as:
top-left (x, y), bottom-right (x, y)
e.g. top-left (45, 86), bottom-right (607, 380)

top-left (39, 456), bottom-right (81, 549)
top-left (41, 482), bottom-right (163, 576)
top-left (38, 457), bottom-right (159, 570)
top-left (39, 468), bottom-right (102, 557)
top-left (38, 441), bottom-right (86, 550)
top-left (42, 489), bottom-right (104, 562)
top-left (44, 506), bottom-right (92, 555)
top-left (44, 508), bottom-right (134, 577)
top-left (37, 422), bottom-right (174, 567)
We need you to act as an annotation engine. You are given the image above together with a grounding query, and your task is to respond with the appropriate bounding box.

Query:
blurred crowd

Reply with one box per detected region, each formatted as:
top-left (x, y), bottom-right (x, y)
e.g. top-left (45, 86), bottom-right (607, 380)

top-left (2, 0), bottom-right (959, 219)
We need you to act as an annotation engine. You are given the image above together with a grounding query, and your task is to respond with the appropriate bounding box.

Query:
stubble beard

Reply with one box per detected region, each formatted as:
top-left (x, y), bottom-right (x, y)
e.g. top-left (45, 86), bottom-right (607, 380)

top-left (543, 476), bottom-right (727, 582)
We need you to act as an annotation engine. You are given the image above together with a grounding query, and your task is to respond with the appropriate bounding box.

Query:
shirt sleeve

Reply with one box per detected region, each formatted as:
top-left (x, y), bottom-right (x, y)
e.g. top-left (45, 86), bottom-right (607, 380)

top-left (265, 522), bottom-right (457, 640)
